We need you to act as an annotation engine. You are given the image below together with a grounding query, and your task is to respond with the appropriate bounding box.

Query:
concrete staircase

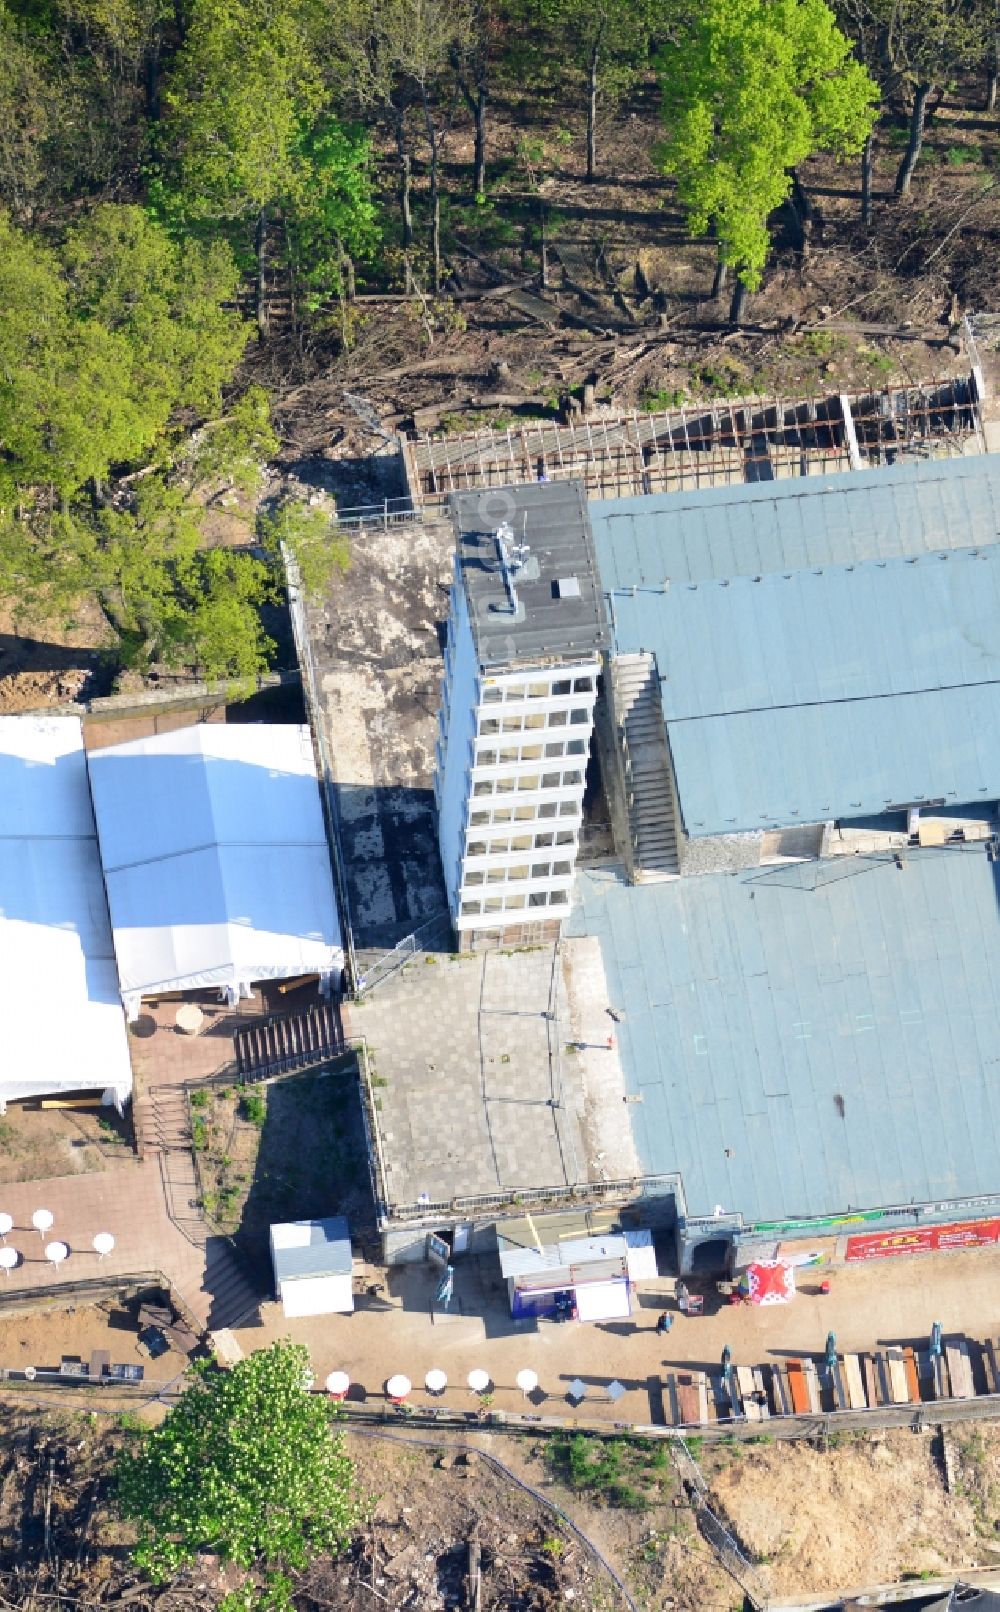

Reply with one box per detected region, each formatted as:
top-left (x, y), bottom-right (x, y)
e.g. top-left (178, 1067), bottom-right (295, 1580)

top-left (612, 652), bottom-right (680, 879)
top-left (144, 1083), bottom-right (262, 1331)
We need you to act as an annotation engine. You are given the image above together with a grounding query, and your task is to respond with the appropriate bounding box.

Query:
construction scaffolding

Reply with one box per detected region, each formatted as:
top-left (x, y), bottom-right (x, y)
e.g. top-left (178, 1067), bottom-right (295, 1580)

top-left (402, 376), bottom-right (983, 508)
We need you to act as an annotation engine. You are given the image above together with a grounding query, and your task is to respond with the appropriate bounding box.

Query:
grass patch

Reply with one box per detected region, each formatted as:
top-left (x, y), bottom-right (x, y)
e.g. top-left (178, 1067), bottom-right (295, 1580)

top-left (240, 1090), bottom-right (267, 1128)
top-left (545, 1435), bottom-right (673, 1510)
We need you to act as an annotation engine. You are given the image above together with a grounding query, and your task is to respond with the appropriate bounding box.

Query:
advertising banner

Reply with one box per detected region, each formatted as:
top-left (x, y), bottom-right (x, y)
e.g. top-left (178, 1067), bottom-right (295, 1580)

top-left (845, 1218), bottom-right (1000, 1261)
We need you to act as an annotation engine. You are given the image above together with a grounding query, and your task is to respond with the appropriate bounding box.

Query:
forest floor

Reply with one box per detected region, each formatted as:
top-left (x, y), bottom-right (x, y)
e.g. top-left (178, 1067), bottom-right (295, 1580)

top-left (4, 1403), bottom-right (1000, 1610)
top-left (264, 79), bottom-right (1000, 454)
top-left (5, 77), bottom-right (1000, 710)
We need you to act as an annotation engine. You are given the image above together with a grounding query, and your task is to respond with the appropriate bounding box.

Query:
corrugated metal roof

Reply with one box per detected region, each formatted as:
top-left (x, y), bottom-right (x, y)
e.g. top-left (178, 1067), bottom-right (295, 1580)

top-left (630, 546), bottom-right (1000, 833)
top-left (271, 1216), bottom-right (352, 1282)
top-left (593, 458), bottom-right (1000, 836)
top-left (568, 852), bottom-right (1000, 1226)
top-left (590, 455), bottom-right (1000, 588)
top-left (450, 480), bottom-right (608, 667)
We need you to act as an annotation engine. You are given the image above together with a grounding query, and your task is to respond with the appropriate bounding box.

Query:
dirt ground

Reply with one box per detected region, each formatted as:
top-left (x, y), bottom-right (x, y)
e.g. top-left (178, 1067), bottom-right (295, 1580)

top-left (707, 1432), bottom-right (986, 1594)
top-left (0, 1103), bottom-right (134, 1187)
top-left (6, 1394), bottom-right (1000, 1610)
top-left (0, 1301), bottom-right (189, 1385)
top-left (193, 1066), bottom-right (372, 1272)
top-left (268, 82), bottom-right (996, 458)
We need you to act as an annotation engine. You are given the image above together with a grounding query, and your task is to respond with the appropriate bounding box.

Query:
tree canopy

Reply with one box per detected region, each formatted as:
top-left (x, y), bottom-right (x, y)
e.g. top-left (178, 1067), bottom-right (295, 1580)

top-left (657, 0), bottom-right (878, 296)
top-left (116, 1341), bottom-right (361, 1609)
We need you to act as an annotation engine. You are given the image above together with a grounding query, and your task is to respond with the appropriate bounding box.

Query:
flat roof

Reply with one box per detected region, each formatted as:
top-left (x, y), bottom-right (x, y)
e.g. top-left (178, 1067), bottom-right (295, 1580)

top-left (568, 850), bottom-right (1000, 1226)
top-left (271, 1216), bottom-right (352, 1282)
top-left (592, 456), bottom-right (1000, 835)
top-left (450, 480), bottom-right (608, 667)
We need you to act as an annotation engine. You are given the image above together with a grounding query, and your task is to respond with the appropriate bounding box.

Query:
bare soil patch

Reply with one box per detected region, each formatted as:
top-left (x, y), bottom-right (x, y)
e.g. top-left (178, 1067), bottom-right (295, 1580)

top-left (193, 1065), bottom-right (374, 1275)
top-left (0, 1104), bottom-right (134, 1187)
top-left (704, 1429), bottom-right (988, 1596)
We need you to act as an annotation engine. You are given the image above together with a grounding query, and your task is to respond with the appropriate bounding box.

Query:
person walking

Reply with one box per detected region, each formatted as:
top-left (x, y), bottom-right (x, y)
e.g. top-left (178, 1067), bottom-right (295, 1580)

top-left (655, 1311), bottom-right (672, 1336)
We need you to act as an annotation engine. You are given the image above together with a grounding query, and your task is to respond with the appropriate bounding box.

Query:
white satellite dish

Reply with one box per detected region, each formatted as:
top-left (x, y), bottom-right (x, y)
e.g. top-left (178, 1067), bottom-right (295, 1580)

top-left (45, 1241), bottom-right (69, 1268)
top-left (92, 1233), bottom-right (115, 1260)
top-left (325, 1371), bottom-right (350, 1400)
top-left (467, 1368), bottom-right (490, 1394)
top-left (0, 1248), bottom-right (18, 1276)
top-left (386, 1374), bottom-right (411, 1401)
top-left (424, 1368), bottom-right (447, 1395)
top-left (32, 1209), bottom-right (53, 1239)
top-left (0, 1213), bottom-right (12, 1242)
top-left (516, 1368), bottom-right (539, 1397)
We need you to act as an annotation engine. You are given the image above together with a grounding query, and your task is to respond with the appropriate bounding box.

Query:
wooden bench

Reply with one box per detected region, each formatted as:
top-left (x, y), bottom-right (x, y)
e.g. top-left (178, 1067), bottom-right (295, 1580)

top-left (946, 1341), bottom-right (975, 1400)
top-left (844, 1353), bottom-right (866, 1410)
top-left (886, 1347), bottom-right (910, 1404)
top-left (675, 1371), bottom-right (708, 1426)
top-left (786, 1360), bottom-right (811, 1415)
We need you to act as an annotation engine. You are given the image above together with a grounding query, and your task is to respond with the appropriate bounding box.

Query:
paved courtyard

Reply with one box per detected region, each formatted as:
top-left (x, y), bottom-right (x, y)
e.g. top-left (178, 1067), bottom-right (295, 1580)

top-left (350, 938), bottom-right (639, 1211)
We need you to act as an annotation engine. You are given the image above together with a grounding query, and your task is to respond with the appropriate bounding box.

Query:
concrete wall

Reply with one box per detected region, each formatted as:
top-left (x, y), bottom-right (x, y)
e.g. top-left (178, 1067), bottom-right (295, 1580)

top-left (435, 574), bottom-right (480, 913)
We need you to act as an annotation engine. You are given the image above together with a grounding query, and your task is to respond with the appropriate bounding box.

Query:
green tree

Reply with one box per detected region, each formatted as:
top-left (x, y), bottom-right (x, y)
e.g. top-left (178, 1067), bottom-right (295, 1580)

top-left (158, 0), bottom-right (378, 330)
top-left (877, 0), bottom-right (989, 195)
top-left (159, 0), bottom-right (323, 330)
top-left (117, 1342), bottom-right (360, 1608)
top-left (0, 205), bottom-right (286, 682)
top-left (657, 0), bottom-right (878, 321)
top-left (534, 0), bottom-right (657, 181)
top-left (339, 0), bottom-right (471, 292)
top-left (284, 118), bottom-right (379, 318)
top-left (261, 498), bottom-right (351, 600)
top-left (0, 4), bottom-right (58, 215)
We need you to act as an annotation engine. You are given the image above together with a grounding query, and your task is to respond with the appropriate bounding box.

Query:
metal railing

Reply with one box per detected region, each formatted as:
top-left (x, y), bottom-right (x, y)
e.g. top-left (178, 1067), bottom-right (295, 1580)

top-left (352, 910), bottom-right (454, 997)
top-left (380, 1169), bottom-right (686, 1228)
top-left (331, 497), bottom-right (421, 530)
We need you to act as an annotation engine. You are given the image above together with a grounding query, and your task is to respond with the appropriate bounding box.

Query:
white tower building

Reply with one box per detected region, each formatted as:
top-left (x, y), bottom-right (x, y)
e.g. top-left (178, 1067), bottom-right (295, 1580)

top-left (434, 481), bottom-right (609, 950)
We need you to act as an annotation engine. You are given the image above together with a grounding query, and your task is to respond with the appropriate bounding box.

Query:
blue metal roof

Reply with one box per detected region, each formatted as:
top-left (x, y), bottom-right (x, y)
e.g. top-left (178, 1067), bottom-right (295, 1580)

top-left (591, 457), bottom-right (1000, 835)
top-left (568, 852), bottom-right (1000, 1225)
top-left (590, 455), bottom-right (1000, 588)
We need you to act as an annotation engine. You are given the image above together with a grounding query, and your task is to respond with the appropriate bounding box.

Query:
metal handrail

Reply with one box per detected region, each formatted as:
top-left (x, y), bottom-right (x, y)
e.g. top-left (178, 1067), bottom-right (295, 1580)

top-left (331, 497), bottom-right (421, 530)
top-left (353, 910), bottom-right (453, 997)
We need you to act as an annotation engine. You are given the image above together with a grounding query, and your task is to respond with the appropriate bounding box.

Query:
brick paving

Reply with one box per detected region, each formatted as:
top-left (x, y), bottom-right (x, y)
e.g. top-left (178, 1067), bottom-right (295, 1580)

top-left (0, 991), bottom-right (309, 1330)
top-left (0, 1162), bottom-right (209, 1319)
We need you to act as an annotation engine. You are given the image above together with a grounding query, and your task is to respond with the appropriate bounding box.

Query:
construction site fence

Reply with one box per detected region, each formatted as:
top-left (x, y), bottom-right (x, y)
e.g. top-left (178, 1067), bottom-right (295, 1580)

top-left (310, 1390), bottom-right (1000, 1446)
top-left (351, 910), bottom-right (455, 998)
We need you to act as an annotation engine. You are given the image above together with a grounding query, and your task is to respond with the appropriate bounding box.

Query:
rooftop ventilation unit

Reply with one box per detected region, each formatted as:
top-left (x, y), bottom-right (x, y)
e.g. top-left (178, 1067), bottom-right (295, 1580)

top-left (555, 576), bottom-right (581, 599)
top-left (495, 521), bottom-right (531, 615)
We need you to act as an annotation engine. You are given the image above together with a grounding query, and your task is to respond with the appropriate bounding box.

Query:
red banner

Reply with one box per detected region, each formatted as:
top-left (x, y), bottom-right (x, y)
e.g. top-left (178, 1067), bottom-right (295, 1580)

top-left (845, 1218), bottom-right (1000, 1261)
